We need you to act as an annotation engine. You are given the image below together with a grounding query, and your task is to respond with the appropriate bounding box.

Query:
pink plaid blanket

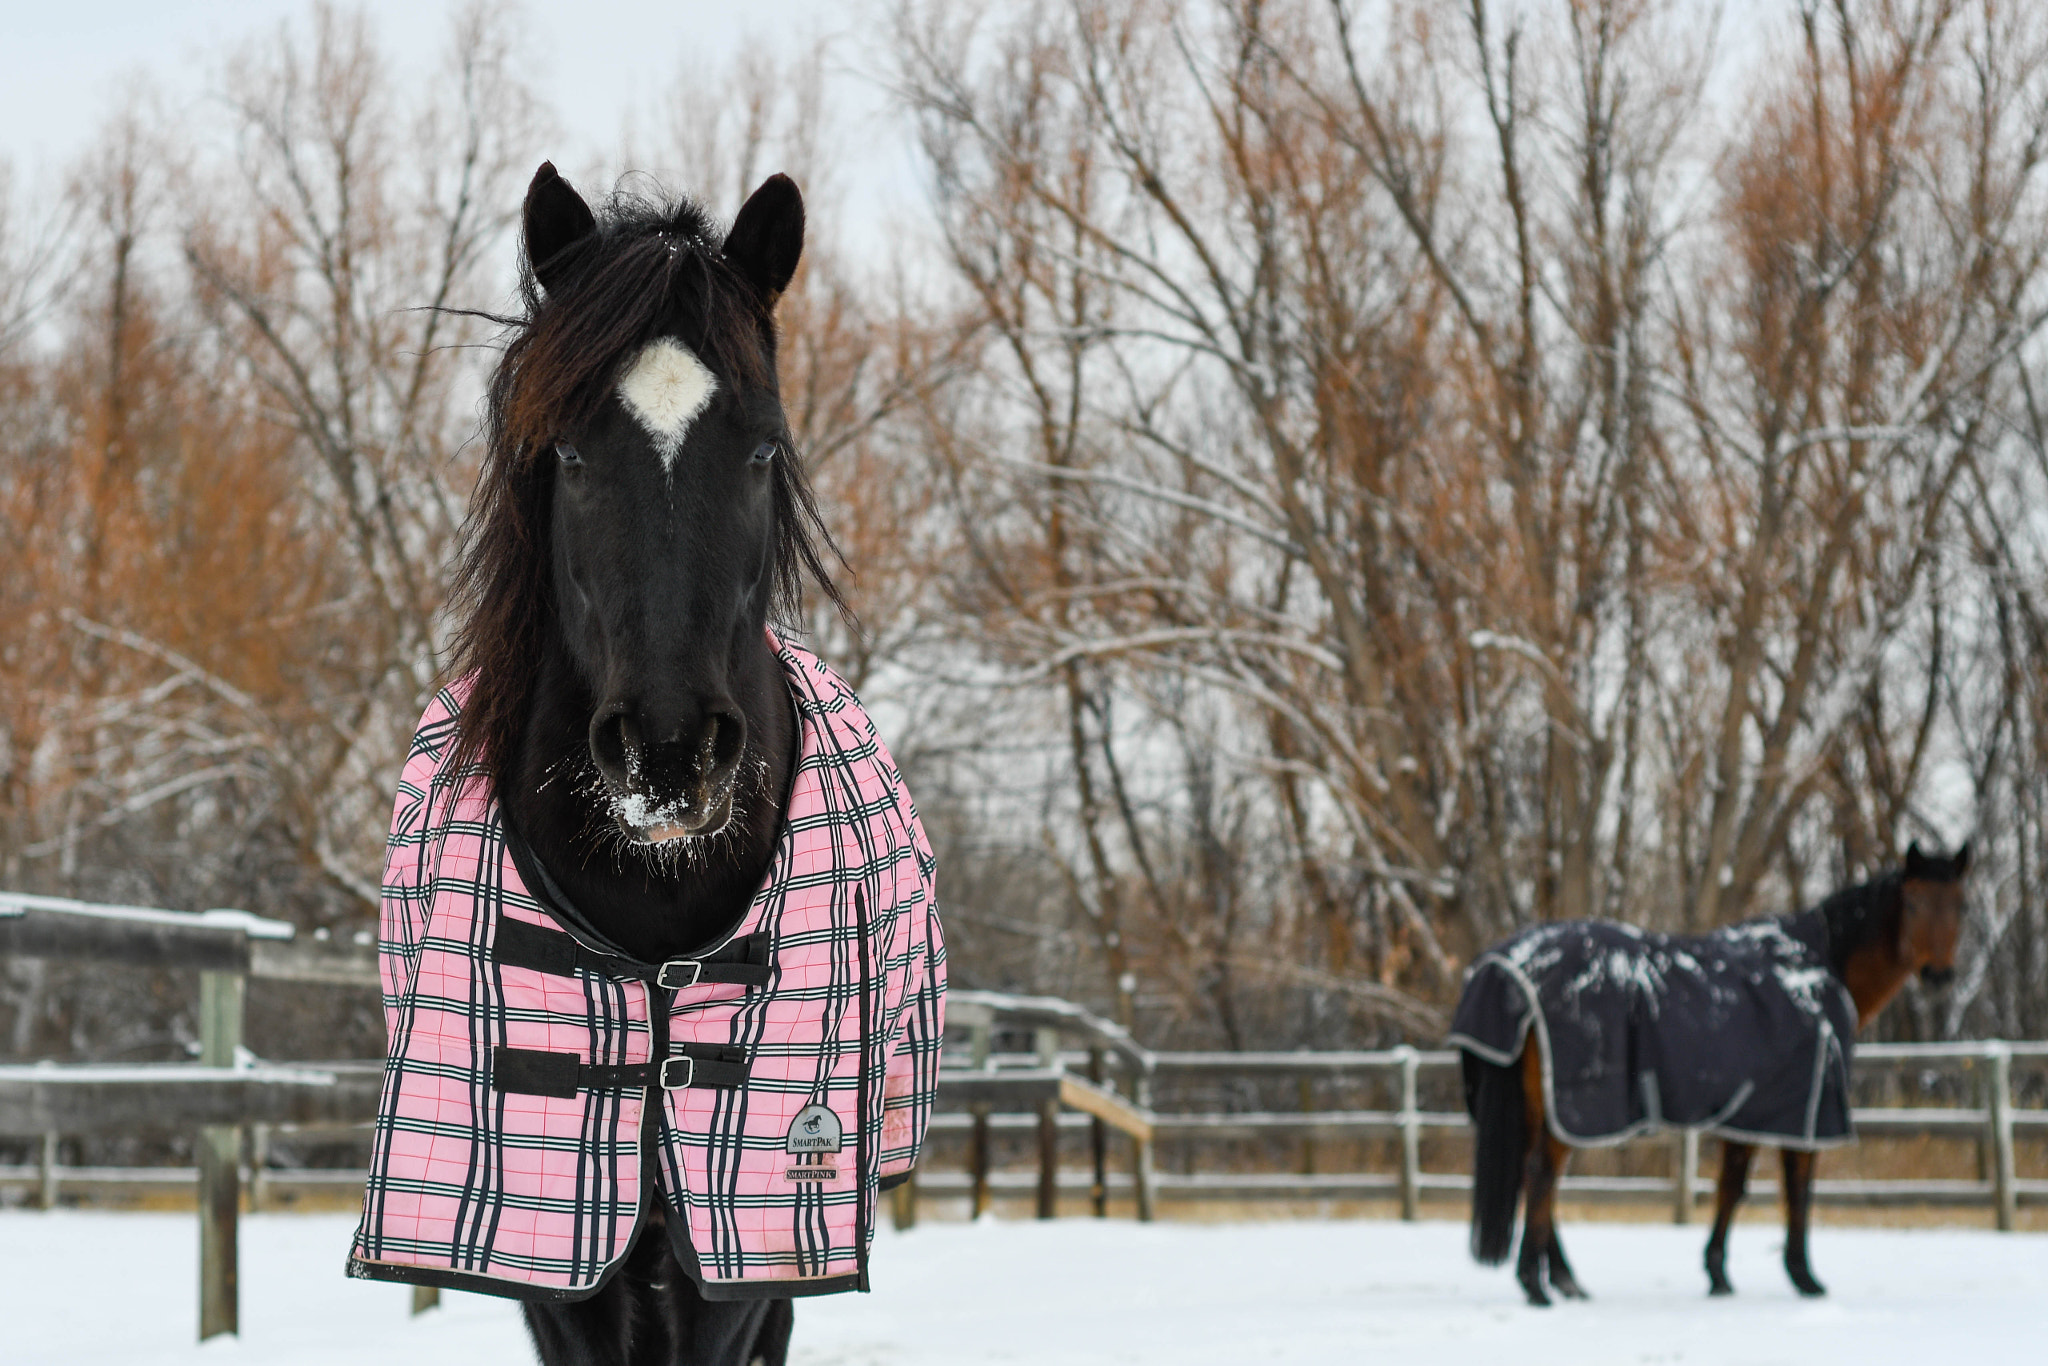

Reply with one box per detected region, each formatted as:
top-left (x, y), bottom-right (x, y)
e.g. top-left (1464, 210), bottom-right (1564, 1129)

top-left (347, 635), bottom-right (944, 1301)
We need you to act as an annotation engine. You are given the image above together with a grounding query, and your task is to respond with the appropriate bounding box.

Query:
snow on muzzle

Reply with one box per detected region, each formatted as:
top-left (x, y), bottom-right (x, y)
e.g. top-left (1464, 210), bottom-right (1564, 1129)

top-left (587, 701), bottom-right (746, 841)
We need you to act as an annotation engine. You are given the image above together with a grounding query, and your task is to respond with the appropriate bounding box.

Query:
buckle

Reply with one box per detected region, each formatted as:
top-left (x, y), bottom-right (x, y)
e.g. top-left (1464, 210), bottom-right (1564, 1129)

top-left (659, 1055), bottom-right (696, 1090)
top-left (657, 959), bottom-right (703, 989)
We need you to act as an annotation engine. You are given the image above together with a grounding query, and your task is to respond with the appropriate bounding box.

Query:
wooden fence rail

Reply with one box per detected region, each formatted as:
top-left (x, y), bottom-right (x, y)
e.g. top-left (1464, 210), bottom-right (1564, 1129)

top-left (6, 903), bottom-right (2046, 1339)
top-left (934, 991), bottom-right (2048, 1231)
top-left (0, 892), bottom-right (382, 1338)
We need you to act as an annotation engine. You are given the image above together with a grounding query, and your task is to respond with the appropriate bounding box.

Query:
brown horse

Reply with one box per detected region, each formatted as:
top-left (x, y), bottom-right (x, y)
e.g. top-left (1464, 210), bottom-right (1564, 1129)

top-left (1459, 843), bottom-right (1970, 1306)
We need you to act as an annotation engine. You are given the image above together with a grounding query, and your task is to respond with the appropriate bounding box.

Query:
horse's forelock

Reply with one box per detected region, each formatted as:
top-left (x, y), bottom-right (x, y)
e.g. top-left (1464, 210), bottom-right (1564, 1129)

top-left (502, 220), bottom-right (771, 458)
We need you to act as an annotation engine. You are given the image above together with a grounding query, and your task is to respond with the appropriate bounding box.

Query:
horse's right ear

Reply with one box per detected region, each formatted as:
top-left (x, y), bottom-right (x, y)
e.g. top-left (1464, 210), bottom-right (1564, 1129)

top-left (1904, 841), bottom-right (1928, 877)
top-left (724, 173), bottom-right (805, 305)
top-left (524, 161), bottom-right (595, 295)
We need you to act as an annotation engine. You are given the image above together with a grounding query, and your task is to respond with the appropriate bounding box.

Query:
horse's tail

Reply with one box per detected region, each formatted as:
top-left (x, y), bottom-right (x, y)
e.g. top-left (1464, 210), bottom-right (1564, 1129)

top-left (1463, 1047), bottom-right (1527, 1266)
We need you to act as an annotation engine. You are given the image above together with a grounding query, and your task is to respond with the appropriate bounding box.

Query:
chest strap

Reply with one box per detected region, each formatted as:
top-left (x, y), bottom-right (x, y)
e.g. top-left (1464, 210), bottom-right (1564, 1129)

top-left (491, 1043), bottom-right (751, 1099)
top-left (493, 916), bottom-right (772, 989)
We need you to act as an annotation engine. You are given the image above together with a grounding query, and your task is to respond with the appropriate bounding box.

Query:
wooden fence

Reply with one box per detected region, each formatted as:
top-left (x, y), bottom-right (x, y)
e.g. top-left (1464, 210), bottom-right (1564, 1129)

top-left (0, 890), bottom-right (388, 1339)
top-left (920, 993), bottom-right (2048, 1231)
top-left (5, 895), bottom-right (2045, 1340)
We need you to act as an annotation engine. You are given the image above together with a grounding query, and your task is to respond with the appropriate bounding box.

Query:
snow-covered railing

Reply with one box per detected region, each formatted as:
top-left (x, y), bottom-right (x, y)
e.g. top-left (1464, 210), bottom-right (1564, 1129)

top-left (927, 992), bottom-right (2048, 1233)
top-left (0, 891), bottom-right (385, 1339)
top-left (0, 890), bottom-right (379, 985)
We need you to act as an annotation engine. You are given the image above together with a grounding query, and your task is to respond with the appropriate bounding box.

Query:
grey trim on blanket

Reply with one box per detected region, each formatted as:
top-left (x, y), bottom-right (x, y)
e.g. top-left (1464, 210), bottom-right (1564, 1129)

top-left (1449, 911), bottom-right (1860, 1152)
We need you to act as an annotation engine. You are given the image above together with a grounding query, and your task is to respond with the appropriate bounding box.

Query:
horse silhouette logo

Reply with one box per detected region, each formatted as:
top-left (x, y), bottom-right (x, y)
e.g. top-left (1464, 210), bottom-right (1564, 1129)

top-left (785, 1103), bottom-right (843, 1154)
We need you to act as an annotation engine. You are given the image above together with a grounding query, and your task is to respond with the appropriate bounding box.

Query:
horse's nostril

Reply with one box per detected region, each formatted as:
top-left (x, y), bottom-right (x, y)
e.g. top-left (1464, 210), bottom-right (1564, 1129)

top-left (1920, 966), bottom-right (1956, 988)
top-left (589, 709), bottom-right (639, 785)
top-left (707, 710), bottom-right (746, 775)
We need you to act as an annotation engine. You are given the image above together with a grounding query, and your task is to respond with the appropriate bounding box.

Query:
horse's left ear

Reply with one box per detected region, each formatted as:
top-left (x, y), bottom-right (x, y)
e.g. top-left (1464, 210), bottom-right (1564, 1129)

top-left (1904, 841), bottom-right (1928, 877)
top-left (1952, 841), bottom-right (1971, 875)
top-left (724, 173), bottom-right (805, 305)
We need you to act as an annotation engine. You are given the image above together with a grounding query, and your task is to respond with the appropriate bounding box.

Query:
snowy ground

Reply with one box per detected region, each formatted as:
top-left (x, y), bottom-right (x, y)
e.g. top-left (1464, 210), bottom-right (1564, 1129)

top-left (8, 1210), bottom-right (2044, 1365)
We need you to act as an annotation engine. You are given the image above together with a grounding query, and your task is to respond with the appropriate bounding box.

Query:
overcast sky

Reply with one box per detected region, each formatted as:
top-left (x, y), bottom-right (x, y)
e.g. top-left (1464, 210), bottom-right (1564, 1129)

top-left (5, 0), bottom-right (1794, 283)
top-left (4, 1), bottom-right (907, 220)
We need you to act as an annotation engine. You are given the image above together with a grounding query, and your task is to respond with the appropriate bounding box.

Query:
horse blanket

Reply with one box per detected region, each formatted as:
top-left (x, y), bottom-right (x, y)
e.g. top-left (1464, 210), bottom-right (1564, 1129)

top-left (348, 635), bottom-right (945, 1301)
top-left (1448, 914), bottom-right (1856, 1149)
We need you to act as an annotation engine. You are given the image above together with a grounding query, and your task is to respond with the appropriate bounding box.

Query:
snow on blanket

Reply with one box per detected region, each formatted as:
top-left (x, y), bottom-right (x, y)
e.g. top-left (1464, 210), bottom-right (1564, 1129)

top-left (1450, 914), bottom-right (1859, 1148)
top-left (9, 1211), bottom-right (2045, 1365)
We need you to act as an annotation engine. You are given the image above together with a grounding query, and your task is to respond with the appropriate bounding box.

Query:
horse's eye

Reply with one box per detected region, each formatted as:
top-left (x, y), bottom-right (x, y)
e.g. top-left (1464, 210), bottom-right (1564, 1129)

top-left (555, 441), bottom-right (583, 468)
top-left (750, 440), bottom-right (778, 466)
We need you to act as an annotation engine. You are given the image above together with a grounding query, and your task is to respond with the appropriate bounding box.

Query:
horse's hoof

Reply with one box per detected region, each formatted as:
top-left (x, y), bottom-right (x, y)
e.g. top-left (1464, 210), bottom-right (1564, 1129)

top-left (1520, 1279), bottom-right (1552, 1308)
top-left (1786, 1257), bottom-right (1826, 1297)
top-left (1707, 1276), bottom-right (1734, 1297)
top-left (1553, 1279), bottom-right (1589, 1301)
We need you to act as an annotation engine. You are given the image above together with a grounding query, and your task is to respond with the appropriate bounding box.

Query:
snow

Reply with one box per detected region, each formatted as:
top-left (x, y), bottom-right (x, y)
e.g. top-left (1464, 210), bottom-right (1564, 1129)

top-left (9, 1211), bottom-right (2046, 1365)
top-left (0, 891), bottom-right (295, 939)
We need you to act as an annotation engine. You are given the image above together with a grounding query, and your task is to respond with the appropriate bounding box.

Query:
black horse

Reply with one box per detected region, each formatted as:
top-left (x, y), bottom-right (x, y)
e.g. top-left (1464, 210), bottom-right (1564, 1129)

top-left (441, 162), bottom-right (843, 1365)
top-left (1454, 845), bottom-right (1969, 1306)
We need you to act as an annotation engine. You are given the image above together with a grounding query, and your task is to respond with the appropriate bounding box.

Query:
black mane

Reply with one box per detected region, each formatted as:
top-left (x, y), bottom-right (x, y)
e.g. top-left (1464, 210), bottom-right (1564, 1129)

top-left (1807, 873), bottom-right (1902, 978)
top-left (442, 184), bottom-right (844, 787)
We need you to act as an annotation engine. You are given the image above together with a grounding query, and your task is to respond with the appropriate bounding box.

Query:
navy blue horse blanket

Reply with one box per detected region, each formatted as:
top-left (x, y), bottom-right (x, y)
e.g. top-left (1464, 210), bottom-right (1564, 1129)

top-left (1448, 913), bottom-right (1858, 1149)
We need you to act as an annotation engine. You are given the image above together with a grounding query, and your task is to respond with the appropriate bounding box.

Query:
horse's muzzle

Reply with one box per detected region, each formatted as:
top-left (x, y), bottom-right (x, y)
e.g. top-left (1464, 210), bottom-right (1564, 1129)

top-left (588, 701), bottom-right (746, 843)
top-left (1919, 964), bottom-right (1956, 988)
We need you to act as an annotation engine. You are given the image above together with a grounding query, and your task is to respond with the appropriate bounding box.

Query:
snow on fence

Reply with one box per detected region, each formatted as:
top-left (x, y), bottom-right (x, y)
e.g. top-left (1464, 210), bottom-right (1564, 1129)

top-left (3, 897), bottom-right (2045, 1342)
top-left (0, 891), bottom-right (393, 1340)
top-left (924, 992), bottom-right (2048, 1233)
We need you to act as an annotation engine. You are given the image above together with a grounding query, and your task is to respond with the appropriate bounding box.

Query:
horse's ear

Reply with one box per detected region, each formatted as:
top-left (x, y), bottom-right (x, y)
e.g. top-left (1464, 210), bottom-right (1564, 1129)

top-left (524, 161), bottom-right (596, 295)
top-left (724, 173), bottom-right (804, 305)
top-left (1952, 841), bottom-right (1971, 876)
top-left (1904, 841), bottom-right (1928, 877)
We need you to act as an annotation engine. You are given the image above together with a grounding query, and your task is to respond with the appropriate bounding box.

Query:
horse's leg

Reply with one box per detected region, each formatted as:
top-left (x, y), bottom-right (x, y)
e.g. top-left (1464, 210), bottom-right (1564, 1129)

top-left (1780, 1148), bottom-right (1826, 1297)
top-left (522, 1212), bottom-right (664, 1366)
top-left (1515, 1044), bottom-right (1565, 1307)
top-left (1517, 1134), bottom-right (1574, 1307)
top-left (751, 1298), bottom-right (796, 1365)
top-left (1702, 1140), bottom-right (1753, 1296)
top-left (1540, 1135), bottom-right (1588, 1301)
top-left (639, 1189), bottom-right (795, 1365)
top-left (524, 1155), bottom-right (795, 1366)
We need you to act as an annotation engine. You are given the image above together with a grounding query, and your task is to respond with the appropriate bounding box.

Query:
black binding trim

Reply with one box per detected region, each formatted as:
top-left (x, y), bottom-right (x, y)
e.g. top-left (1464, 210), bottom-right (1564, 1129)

top-left (492, 1043), bottom-right (751, 1098)
top-left (346, 1254), bottom-right (844, 1304)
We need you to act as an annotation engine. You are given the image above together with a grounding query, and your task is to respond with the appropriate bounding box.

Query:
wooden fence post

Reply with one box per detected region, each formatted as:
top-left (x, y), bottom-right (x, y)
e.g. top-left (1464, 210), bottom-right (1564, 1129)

top-left (1673, 1128), bottom-right (1699, 1224)
top-left (1034, 1027), bottom-right (1060, 1219)
top-left (891, 1170), bottom-right (919, 1231)
top-left (1988, 1042), bottom-right (2016, 1232)
top-left (1088, 1048), bottom-right (1110, 1217)
top-left (1396, 1046), bottom-right (1420, 1221)
top-left (1132, 1071), bottom-right (1157, 1223)
top-left (968, 1020), bottom-right (992, 1220)
top-left (249, 1124), bottom-right (268, 1213)
top-left (197, 969), bottom-right (244, 1341)
top-left (1298, 1076), bottom-right (1317, 1176)
top-left (38, 1130), bottom-right (58, 1210)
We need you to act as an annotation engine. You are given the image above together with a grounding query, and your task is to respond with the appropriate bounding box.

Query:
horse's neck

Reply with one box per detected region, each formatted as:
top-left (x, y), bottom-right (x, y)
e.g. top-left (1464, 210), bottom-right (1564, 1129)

top-left (501, 642), bottom-right (797, 964)
top-left (1816, 879), bottom-right (1907, 1029)
top-left (1838, 941), bottom-right (1911, 1029)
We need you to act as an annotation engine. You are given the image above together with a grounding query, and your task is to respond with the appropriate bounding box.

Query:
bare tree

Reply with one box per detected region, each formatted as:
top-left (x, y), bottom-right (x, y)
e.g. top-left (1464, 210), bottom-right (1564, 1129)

top-left (182, 0), bottom-right (545, 901)
top-left (891, 0), bottom-right (2048, 1043)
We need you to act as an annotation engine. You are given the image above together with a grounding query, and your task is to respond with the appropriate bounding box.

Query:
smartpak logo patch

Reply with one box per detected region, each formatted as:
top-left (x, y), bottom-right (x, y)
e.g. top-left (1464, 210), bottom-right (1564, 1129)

top-left (785, 1103), bottom-right (843, 1154)
top-left (785, 1103), bottom-right (844, 1181)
